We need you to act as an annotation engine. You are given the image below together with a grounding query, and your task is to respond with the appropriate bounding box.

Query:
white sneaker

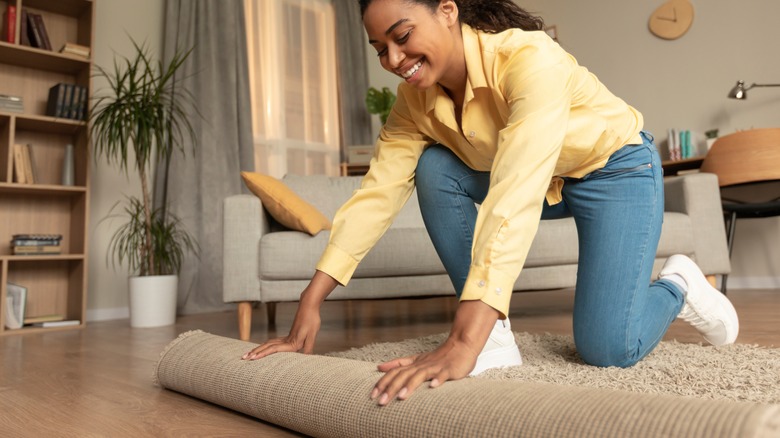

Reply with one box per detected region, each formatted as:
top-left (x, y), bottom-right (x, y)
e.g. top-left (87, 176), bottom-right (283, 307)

top-left (659, 254), bottom-right (739, 346)
top-left (469, 319), bottom-right (523, 376)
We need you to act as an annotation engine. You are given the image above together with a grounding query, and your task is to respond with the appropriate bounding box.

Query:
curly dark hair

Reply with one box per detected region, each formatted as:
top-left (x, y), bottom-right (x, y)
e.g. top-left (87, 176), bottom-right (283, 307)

top-left (357, 0), bottom-right (544, 33)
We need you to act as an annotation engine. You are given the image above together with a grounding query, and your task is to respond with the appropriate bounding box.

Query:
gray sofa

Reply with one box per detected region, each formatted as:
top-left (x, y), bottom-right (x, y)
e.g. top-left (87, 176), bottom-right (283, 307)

top-left (223, 173), bottom-right (731, 340)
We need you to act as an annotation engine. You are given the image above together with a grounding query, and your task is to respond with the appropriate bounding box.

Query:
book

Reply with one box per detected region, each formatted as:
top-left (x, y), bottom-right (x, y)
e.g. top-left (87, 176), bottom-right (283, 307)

top-left (0, 94), bottom-right (24, 113)
top-left (25, 10), bottom-right (41, 48)
top-left (68, 86), bottom-right (83, 119)
top-left (3, 4), bottom-right (15, 43)
top-left (32, 319), bottom-right (80, 328)
top-left (20, 9), bottom-right (29, 46)
top-left (22, 144), bottom-right (35, 184)
top-left (23, 314), bottom-right (64, 324)
top-left (4, 283), bottom-right (27, 330)
top-left (13, 245), bottom-right (61, 255)
top-left (59, 42), bottom-right (90, 59)
top-left (46, 83), bottom-right (68, 118)
top-left (63, 84), bottom-right (76, 119)
top-left (77, 86), bottom-right (88, 120)
top-left (12, 233), bottom-right (63, 241)
top-left (31, 13), bottom-right (51, 50)
top-left (12, 144), bottom-right (26, 184)
top-left (12, 238), bottom-right (62, 246)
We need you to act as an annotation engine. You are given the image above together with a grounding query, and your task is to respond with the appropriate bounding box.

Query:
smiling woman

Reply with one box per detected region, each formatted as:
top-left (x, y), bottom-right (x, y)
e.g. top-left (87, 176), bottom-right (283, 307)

top-left (243, 0), bottom-right (741, 412)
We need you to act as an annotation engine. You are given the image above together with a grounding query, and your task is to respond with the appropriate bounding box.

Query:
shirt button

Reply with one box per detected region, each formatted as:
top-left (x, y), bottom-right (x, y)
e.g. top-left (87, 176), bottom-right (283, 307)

top-left (495, 287), bottom-right (502, 295)
top-left (469, 131), bottom-right (476, 138)
top-left (477, 280), bottom-right (485, 287)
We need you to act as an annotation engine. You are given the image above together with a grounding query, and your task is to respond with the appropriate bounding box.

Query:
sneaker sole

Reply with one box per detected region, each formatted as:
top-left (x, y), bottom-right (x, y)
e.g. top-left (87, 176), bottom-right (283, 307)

top-left (469, 344), bottom-right (522, 376)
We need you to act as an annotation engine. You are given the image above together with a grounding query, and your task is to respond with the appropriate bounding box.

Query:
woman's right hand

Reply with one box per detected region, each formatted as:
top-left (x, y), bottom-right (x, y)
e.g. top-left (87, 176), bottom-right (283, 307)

top-left (242, 304), bottom-right (321, 360)
top-left (241, 270), bottom-right (337, 360)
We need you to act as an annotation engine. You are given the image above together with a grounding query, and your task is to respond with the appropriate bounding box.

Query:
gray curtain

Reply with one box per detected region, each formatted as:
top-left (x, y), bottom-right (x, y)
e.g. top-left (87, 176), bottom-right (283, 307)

top-left (155, 0), bottom-right (254, 314)
top-left (333, 0), bottom-right (373, 158)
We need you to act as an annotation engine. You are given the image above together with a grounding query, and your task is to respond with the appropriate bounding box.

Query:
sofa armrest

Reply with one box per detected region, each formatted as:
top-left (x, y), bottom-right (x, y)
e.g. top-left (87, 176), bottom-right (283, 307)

top-left (223, 194), bottom-right (269, 303)
top-left (664, 173), bottom-right (731, 275)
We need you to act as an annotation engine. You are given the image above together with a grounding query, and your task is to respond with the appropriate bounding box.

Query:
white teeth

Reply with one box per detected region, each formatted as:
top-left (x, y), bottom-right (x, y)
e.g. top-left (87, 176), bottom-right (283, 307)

top-left (401, 60), bottom-right (422, 79)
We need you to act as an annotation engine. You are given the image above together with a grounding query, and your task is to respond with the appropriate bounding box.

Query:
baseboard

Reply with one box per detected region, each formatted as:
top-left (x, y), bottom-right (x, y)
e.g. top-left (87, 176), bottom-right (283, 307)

top-left (86, 307), bottom-right (130, 322)
top-left (727, 276), bottom-right (780, 290)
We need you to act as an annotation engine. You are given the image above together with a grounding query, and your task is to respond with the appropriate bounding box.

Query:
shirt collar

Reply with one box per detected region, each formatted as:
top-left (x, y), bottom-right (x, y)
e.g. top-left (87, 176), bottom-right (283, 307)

top-left (424, 24), bottom-right (487, 114)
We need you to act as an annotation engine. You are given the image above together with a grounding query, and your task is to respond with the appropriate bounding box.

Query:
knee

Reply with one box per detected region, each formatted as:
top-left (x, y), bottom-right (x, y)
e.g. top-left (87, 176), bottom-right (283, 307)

top-left (415, 144), bottom-right (453, 190)
top-left (574, 331), bottom-right (640, 369)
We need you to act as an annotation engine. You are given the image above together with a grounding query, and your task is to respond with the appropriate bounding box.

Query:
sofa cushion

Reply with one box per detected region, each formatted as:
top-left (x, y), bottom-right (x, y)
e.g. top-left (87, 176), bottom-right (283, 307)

top-left (260, 227), bottom-right (445, 280)
top-left (282, 174), bottom-right (426, 229)
top-left (259, 212), bottom-right (693, 281)
top-left (242, 172), bottom-right (331, 235)
top-left (522, 213), bottom-right (693, 268)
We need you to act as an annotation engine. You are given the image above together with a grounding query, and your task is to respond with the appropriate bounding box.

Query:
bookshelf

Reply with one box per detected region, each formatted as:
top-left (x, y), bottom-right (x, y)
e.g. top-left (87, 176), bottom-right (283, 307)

top-left (0, 0), bottom-right (93, 336)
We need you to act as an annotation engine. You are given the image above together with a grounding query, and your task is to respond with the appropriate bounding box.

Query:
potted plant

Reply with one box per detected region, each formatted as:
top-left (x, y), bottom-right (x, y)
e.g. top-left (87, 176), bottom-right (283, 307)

top-left (90, 40), bottom-right (198, 328)
top-left (365, 86), bottom-right (396, 125)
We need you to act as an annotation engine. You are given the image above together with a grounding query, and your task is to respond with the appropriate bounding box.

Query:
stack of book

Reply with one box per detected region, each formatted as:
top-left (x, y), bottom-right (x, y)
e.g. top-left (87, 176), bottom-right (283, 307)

top-left (59, 42), bottom-right (91, 59)
top-left (0, 94), bottom-right (24, 113)
top-left (46, 83), bottom-right (88, 120)
top-left (12, 144), bottom-right (37, 184)
top-left (25, 9), bottom-right (51, 50)
top-left (11, 234), bottom-right (62, 255)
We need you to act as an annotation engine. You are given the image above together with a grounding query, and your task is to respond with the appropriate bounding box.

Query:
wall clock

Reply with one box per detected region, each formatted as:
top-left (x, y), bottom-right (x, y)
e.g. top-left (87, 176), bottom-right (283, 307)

top-left (649, 0), bottom-right (694, 40)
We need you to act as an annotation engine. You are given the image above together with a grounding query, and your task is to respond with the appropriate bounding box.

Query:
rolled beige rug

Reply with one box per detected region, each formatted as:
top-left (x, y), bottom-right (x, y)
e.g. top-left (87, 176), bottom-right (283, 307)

top-left (154, 331), bottom-right (779, 438)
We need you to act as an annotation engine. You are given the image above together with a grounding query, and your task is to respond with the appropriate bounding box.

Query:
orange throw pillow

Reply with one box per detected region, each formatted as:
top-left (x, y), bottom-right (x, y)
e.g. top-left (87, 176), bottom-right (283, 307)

top-left (241, 172), bottom-right (332, 235)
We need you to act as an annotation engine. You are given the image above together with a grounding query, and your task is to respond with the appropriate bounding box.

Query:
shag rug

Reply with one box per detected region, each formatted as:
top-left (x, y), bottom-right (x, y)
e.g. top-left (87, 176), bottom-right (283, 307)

top-left (328, 332), bottom-right (780, 404)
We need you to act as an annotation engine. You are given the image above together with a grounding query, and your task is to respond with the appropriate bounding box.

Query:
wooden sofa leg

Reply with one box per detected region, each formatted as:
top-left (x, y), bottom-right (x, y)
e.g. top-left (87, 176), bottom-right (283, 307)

top-left (706, 275), bottom-right (717, 290)
top-left (266, 302), bottom-right (277, 326)
top-left (238, 301), bottom-right (252, 341)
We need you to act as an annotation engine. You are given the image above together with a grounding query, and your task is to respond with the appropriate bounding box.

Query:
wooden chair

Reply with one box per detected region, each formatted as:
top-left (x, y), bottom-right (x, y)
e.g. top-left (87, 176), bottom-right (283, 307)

top-left (700, 128), bottom-right (780, 293)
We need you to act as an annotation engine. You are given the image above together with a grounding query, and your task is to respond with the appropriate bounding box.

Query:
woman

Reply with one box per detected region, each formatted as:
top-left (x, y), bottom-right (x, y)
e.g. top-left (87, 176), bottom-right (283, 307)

top-left (245, 0), bottom-right (739, 407)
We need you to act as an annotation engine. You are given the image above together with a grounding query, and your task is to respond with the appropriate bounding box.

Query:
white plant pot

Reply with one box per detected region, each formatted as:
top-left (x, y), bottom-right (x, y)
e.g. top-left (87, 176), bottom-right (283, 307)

top-left (128, 275), bottom-right (178, 328)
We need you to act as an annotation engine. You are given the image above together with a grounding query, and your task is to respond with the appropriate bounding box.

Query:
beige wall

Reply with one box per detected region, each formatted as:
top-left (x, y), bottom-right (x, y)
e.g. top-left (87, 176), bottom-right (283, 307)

top-left (87, 0), bottom-right (164, 321)
top-left (364, 0), bottom-right (780, 289)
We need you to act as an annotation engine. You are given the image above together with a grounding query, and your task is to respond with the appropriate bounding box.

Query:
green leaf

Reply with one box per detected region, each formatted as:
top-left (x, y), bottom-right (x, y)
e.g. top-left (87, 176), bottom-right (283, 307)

top-left (365, 86), bottom-right (397, 125)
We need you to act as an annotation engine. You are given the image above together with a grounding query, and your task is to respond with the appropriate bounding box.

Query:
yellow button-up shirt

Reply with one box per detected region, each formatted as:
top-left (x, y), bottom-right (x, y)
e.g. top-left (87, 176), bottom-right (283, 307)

top-left (317, 24), bottom-right (643, 317)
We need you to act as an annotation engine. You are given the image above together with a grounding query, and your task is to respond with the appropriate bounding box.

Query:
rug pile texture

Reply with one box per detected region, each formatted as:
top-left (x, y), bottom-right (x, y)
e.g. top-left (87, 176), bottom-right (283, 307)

top-left (329, 331), bottom-right (780, 404)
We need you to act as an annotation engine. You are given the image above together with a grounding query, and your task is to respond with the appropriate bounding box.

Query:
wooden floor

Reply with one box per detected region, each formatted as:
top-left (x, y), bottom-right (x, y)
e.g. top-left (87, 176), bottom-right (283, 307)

top-left (1, 288), bottom-right (777, 437)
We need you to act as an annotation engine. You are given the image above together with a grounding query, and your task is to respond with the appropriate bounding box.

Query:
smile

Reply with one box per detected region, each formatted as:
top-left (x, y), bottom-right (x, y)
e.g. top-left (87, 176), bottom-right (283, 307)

top-left (401, 59), bottom-right (423, 79)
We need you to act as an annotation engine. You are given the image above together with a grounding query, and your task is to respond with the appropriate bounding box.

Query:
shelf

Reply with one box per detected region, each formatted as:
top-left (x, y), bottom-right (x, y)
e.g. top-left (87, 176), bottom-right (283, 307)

top-left (0, 322), bottom-right (85, 337)
top-left (661, 157), bottom-right (705, 176)
top-left (0, 183), bottom-right (87, 195)
top-left (23, 0), bottom-right (92, 18)
top-left (0, 42), bottom-right (90, 74)
top-left (3, 254), bottom-right (85, 262)
top-left (13, 113), bottom-right (87, 134)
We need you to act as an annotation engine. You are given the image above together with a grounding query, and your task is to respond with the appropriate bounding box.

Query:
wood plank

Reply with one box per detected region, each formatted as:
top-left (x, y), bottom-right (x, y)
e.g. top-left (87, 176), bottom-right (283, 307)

top-left (0, 288), bottom-right (777, 436)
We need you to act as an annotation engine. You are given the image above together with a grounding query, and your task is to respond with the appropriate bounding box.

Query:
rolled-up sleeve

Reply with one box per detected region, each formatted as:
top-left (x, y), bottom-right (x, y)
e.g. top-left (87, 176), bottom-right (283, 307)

top-left (316, 90), bottom-right (431, 285)
top-left (459, 45), bottom-right (574, 317)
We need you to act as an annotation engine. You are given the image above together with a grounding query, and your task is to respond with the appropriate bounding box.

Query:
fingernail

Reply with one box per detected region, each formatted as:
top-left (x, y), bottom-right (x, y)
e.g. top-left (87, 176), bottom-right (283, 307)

top-left (370, 388), bottom-right (379, 400)
top-left (430, 379), bottom-right (439, 388)
top-left (398, 387), bottom-right (408, 400)
top-left (242, 354), bottom-right (248, 360)
top-left (378, 393), bottom-right (389, 405)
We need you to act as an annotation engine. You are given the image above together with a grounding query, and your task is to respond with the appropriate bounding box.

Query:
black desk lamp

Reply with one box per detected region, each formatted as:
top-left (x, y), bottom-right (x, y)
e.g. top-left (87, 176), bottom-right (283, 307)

top-left (728, 80), bottom-right (780, 99)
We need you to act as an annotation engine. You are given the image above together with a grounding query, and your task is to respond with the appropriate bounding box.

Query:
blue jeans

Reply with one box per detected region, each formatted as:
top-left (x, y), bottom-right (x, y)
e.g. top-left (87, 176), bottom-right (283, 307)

top-left (415, 132), bottom-right (684, 367)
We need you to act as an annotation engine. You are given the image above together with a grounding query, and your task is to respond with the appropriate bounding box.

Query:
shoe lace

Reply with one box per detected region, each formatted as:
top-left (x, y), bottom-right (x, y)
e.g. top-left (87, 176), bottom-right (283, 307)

top-left (679, 304), bottom-right (709, 329)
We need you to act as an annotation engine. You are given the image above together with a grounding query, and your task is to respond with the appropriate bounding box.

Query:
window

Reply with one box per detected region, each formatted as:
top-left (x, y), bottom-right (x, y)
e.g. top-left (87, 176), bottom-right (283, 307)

top-left (245, 0), bottom-right (340, 177)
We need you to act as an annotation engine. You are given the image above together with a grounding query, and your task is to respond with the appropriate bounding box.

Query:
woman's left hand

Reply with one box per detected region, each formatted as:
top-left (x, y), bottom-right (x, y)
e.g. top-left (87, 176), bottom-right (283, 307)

top-left (369, 338), bottom-right (479, 406)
